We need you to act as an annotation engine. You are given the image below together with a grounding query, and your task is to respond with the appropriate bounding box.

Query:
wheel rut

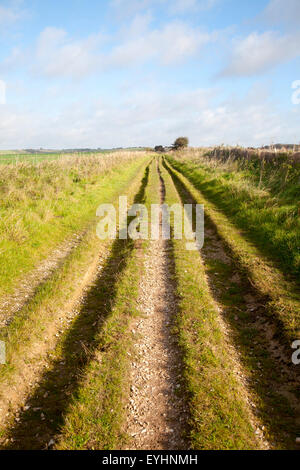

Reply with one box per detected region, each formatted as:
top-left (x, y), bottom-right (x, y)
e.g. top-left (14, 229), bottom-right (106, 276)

top-left (0, 231), bottom-right (85, 328)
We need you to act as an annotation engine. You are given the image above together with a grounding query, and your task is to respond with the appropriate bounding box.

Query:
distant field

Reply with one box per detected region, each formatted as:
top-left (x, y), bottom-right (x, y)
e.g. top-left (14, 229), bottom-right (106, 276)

top-left (0, 151), bottom-right (113, 165)
top-left (0, 153), bottom-right (62, 164)
top-left (0, 148), bottom-right (146, 165)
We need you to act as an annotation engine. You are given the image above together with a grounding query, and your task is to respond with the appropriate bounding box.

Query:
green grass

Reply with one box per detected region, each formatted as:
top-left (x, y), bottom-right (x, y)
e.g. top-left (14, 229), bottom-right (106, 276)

top-left (0, 152), bottom-right (148, 298)
top-left (164, 156), bottom-right (300, 448)
top-left (1, 151), bottom-right (296, 450)
top-left (165, 156), bottom-right (300, 342)
top-left (55, 237), bottom-right (146, 450)
top-left (55, 162), bottom-right (162, 450)
top-left (167, 151), bottom-right (300, 278)
top-left (0, 157), bottom-right (151, 447)
top-left (159, 159), bottom-right (261, 450)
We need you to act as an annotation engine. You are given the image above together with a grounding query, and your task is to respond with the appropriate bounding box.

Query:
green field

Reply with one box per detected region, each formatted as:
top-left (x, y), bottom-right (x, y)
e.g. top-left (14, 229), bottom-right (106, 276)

top-left (0, 151), bottom-right (111, 165)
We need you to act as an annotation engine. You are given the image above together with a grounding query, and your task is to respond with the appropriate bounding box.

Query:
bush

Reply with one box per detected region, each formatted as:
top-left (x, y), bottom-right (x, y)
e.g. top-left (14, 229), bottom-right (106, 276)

top-left (173, 137), bottom-right (189, 150)
top-left (154, 145), bottom-right (165, 153)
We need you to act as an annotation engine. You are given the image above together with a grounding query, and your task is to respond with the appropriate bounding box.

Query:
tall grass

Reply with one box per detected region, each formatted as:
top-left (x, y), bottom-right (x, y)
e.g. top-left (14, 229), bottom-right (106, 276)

top-left (0, 158), bottom-right (150, 446)
top-left (0, 152), bottom-right (148, 297)
top-left (169, 149), bottom-right (300, 278)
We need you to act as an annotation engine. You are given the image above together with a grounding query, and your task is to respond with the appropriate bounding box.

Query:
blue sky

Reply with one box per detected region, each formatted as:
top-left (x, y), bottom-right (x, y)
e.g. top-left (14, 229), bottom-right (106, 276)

top-left (0, 0), bottom-right (299, 149)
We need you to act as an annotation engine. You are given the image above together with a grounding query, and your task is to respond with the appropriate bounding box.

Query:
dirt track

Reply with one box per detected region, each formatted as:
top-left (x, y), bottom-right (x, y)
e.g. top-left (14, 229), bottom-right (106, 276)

top-left (125, 168), bottom-right (188, 449)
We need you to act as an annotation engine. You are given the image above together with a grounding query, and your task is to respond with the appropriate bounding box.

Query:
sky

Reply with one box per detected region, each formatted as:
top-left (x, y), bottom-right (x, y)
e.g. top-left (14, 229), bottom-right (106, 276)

top-left (0, 0), bottom-right (299, 149)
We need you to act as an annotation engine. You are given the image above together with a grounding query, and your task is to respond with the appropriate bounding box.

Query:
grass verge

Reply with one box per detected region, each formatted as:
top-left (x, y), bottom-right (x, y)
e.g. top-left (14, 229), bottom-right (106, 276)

top-left (0, 157), bottom-right (151, 444)
top-left (0, 151), bottom-right (148, 298)
top-left (166, 151), bottom-right (300, 277)
top-left (0, 159), bottom-right (154, 449)
top-left (165, 157), bottom-right (300, 344)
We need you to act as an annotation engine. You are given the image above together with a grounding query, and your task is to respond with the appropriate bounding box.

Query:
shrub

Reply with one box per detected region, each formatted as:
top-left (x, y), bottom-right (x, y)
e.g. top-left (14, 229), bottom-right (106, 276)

top-left (173, 137), bottom-right (189, 150)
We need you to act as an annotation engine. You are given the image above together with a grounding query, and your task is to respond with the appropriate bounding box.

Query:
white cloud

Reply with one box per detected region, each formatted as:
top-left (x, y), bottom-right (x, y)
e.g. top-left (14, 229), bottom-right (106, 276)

top-left (0, 1), bottom-right (27, 28)
top-left (28, 19), bottom-right (213, 79)
top-left (168, 0), bottom-right (199, 13)
top-left (263, 0), bottom-right (300, 26)
top-left (110, 0), bottom-right (219, 17)
top-left (34, 27), bottom-right (105, 79)
top-left (109, 21), bottom-right (212, 67)
top-left (1, 1), bottom-right (298, 150)
top-left (122, 11), bottom-right (153, 38)
top-left (0, 47), bottom-right (24, 73)
top-left (0, 87), bottom-right (212, 148)
top-left (220, 30), bottom-right (300, 77)
top-left (0, 5), bottom-right (19, 25)
top-left (0, 3), bottom-right (217, 79)
top-left (110, 0), bottom-right (152, 15)
top-left (169, 0), bottom-right (218, 14)
top-left (0, 84), bottom-right (298, 149)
